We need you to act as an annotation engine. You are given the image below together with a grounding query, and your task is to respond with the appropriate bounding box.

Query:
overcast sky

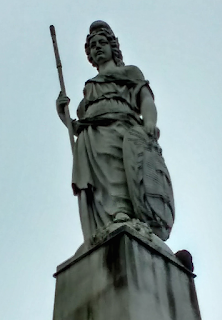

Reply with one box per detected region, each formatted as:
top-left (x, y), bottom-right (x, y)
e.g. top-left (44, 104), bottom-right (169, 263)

top-left (1, 1), bottom-right (222, 319)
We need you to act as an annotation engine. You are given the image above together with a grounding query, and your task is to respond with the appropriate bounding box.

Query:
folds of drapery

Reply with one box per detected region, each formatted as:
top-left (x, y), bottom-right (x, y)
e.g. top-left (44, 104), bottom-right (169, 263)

top-left (72, 114), bottom-right (174, 242)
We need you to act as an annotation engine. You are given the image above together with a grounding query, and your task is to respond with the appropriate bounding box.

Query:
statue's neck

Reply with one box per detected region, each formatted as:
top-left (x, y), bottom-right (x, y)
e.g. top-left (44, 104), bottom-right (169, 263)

top-left (98, 60), bottom-right (118, 74)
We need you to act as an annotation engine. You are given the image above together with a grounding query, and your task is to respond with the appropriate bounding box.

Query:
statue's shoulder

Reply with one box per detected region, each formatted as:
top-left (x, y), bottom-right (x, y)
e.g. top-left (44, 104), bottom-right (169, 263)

top-left (124, 65), bottom-right (154, 100)
top-left (124, 65), bottom-right (145, 81)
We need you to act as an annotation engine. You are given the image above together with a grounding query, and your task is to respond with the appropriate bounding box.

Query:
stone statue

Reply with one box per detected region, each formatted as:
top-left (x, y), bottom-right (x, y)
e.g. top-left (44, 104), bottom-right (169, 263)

top-left (56, 20), bottom-right (175, 243)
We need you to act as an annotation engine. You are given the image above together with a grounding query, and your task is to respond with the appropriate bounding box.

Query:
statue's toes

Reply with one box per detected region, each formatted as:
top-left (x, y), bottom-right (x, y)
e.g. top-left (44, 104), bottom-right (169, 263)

top-left (113, 212), bottom-right (131, 223)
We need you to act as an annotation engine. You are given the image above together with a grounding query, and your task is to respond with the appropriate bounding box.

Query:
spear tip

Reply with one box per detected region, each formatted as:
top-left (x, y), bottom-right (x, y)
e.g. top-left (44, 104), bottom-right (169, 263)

top-left (50, 25), bottom-right (55, 36)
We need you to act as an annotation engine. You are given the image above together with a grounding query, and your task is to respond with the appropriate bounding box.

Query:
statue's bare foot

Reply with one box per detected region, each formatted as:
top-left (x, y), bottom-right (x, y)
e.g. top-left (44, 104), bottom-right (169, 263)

top-left (113, 212), bottom-right (131, 223)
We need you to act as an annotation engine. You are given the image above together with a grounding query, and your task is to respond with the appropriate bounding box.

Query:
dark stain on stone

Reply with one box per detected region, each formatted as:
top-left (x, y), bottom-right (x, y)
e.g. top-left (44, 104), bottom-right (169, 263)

top-left (188, 277), bottom-right (202, 319)
top-left (104, 235), bottom-right (127, 289)
top-left (87, 303), bottom-right (94, 320)
top-left (165, 262), bottom-right (176, 320)
top-left (74, 303), bottom-right (94, 320)
top-left (151, 255), bottom-right (160, 304)
top-left (126, 238), bottom-right (139, 289)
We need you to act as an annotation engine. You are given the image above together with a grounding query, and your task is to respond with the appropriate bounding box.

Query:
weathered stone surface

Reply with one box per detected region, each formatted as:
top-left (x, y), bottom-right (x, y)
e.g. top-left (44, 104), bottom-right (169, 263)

top-left (56, 20), bottom-right (175, 242)
top-left (53, 226), bottom-right (201, 320)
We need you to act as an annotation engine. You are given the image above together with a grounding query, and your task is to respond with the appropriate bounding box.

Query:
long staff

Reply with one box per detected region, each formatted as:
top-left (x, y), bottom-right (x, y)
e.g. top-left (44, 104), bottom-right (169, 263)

top-left (50, 25), bottom-right (75, 156)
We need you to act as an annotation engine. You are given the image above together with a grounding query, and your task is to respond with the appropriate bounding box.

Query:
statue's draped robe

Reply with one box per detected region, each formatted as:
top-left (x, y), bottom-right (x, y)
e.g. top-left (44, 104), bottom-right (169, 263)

top-left (72, 66), bottom-right (174, 241)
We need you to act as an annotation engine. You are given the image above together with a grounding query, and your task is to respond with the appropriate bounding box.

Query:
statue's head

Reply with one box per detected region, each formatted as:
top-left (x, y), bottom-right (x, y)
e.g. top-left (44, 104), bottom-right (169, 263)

top-left (85, 20), bottom-right (124, 69)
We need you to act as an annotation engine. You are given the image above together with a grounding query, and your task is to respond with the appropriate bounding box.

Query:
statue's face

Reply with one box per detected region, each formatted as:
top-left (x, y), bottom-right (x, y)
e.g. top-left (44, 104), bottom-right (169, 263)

top-left (89, 34), bottom-right (112, 66)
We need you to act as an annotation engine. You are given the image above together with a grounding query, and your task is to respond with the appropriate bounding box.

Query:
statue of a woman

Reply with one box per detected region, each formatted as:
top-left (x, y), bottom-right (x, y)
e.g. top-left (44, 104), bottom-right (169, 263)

top-left (56, 21), bottom-right (174, 243)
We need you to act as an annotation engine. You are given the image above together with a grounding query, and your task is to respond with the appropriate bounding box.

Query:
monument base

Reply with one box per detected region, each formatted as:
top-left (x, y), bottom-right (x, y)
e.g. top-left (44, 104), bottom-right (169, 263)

top-left (53, 225), bottom-right (201, 320)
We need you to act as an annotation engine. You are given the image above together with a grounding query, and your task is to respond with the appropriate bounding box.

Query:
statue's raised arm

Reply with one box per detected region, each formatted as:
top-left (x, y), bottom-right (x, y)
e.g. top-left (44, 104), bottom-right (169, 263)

top-left (56, 20), bottom-right (175, 244)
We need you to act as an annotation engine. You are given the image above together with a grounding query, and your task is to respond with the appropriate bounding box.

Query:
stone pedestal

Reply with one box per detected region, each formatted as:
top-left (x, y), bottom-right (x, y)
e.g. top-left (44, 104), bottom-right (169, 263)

top-left (52, 226), bottom-right (201, 320)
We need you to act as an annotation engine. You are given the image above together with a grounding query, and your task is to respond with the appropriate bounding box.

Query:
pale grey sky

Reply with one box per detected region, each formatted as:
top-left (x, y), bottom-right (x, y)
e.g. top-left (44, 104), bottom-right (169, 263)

top-left (1, 1), bottom-right (222, 319)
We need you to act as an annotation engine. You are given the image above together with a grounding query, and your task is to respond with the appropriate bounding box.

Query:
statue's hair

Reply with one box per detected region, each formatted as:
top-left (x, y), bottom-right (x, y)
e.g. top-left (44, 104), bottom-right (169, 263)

top-left (85, 20), bottom-right (124, 69)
